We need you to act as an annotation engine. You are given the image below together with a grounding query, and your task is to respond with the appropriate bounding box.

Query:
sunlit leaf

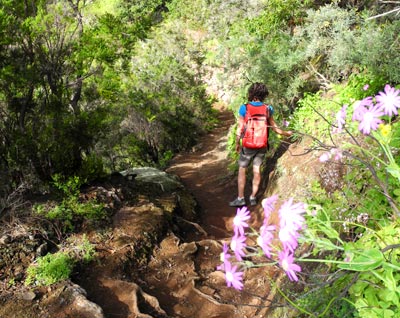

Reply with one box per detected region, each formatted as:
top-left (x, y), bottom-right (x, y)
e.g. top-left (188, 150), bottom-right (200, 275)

top-left (338, 248), bottom-right (384, 271)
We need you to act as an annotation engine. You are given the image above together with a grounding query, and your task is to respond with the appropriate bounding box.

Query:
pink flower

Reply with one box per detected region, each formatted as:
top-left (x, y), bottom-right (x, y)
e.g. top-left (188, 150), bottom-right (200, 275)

top-left (224, 260), bottom-right (244, 290)
top-left (334, 104), bottom-right (347, 133)
top-left (319, 148), bottom-right (342, 163)
top-left (352, 97), bottom-right (373, 121)
top-left (257, 224), bottom-right (275, 258)
top-left (233, 206), bottom-right (250, 236)
top-left (278, 249), bottom-right (302, 282)
top-left (375, 84), bottom-right (400, 117)
top-left (344, 252), bottom-right (352, 263)
top-left (319, 152), bottom-right (330, 162)
top-left (279, 226), bottom-right (300, 253)
top-left (363, 84), bottom-right (369, 91)
top-left (230, 233), bottom-right (247, 261)
top-left (217, 243), bottom-right (230, 271)
top-left (332, 148), bottom-right (343, 161)
top-left (357, 104), bottom-right (384, 135)
top-left (220, 242), bottom-right (229, 260)
top-left (279, 198), bottom-right (306, 231)
top-left (261, 194), bottom-right (278, 221)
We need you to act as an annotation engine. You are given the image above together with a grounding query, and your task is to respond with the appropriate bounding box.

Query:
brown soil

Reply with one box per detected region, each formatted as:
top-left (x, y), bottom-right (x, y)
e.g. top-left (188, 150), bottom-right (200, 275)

top-left (165, 105), bottom-right (239, 239)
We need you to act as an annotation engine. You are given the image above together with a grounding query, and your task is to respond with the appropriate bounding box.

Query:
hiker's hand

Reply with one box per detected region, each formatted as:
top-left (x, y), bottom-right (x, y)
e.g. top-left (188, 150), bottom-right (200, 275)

top-left (235, 142), bottom-right (240, 153)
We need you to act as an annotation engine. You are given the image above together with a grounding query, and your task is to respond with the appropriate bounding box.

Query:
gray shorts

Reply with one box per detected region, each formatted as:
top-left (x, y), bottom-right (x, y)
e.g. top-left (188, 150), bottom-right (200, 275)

top-left (238, 147), bottom-right (267, 168)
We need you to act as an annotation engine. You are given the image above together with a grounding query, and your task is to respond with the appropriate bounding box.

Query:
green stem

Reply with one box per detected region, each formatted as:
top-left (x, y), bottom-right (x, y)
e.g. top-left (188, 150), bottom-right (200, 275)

top-left (342, 142), bottom-right (386, 166)
top-left (274, 281), bottom-right (316, 317)
top-left (383, 262), bottom-right (400, 271)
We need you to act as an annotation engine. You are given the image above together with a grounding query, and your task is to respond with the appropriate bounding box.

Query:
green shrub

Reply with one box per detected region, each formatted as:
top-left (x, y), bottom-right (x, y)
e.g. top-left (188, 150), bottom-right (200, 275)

top-left (25, 252), bottom-right (74, 286)
top-left (78, 153), bottom-right (108, 183)
top-left (34, 175), bottom-right (106, 233)
top-left (68, 234), bottom-right (97, 263)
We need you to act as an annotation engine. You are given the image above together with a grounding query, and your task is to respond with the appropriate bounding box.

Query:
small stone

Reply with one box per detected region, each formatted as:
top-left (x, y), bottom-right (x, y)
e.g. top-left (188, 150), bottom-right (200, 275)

top-left (0, 235), bottom-right (12, 245)
top-left (36, 243), bottom-right (48, 256)
top-left (20, 291), bottom-right (37, 301)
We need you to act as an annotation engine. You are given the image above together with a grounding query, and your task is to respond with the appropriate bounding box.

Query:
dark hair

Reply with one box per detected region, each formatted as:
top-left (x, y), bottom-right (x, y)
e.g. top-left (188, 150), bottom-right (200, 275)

top-left (247, 82), bottom-right (269, 102)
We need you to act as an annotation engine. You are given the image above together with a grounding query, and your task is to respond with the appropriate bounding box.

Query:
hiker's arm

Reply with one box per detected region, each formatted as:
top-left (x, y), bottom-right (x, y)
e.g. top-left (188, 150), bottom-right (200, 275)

top-left (269, 116), bottom-right (293, 137)
top-left (235, 116), bottom-right (245, 152)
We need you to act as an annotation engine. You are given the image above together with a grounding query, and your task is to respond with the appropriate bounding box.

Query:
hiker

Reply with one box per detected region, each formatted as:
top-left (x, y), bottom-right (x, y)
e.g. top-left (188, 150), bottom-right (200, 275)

top-left (229, 82), bottom-right (292, 207)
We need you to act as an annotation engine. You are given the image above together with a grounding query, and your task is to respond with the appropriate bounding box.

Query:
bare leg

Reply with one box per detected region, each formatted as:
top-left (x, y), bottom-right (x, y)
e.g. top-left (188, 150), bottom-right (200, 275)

top-left (238, 167), bottom-right (246, 198)
top-left (251, 165), bottom-right (261, 198)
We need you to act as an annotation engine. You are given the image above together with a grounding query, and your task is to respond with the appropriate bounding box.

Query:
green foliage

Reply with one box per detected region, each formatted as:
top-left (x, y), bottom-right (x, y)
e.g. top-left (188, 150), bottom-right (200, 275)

top-left (68, 234), bottom-right (97, 263)
top-left (345, 224), bottom-right (400, 318)
top-left (331, 73), bottom-right (386, 105)
top-left (0, 0), bottom-right (170, 184)
top-left (245, 0), bottom-right (312, 38)
top-left (329, 18), bottom-right (400, 83)
top-left (295, 273), bottom-right (356, 318)
top-left (298, 204), bottom-right (400, 318)
top-left (292, 91), bottom-right (336, 140)
top-left (78, 154), bottom-right (108, 183)
top-left (34, 175), bottom-right (105, 233)
top-left (220, 2), bottom-right (400, 115)
top-left (25, 252), bottom-right (74, 286)
top-left (52, 174), bottom-right (83, 198)
top-left (25, 234), bottom-right (96, 286)
top-left (109, 18), bottom-right (216, 168)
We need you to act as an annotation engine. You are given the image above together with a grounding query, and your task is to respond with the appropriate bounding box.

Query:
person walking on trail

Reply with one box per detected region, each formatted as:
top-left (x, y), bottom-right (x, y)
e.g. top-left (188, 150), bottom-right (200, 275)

top-left (229, 82), bottom-right (293, 207)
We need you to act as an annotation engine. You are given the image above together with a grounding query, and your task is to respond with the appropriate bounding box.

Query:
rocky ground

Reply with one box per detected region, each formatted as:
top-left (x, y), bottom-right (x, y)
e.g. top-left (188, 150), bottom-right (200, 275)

top-left (0, 105), bottom-right (325, 318)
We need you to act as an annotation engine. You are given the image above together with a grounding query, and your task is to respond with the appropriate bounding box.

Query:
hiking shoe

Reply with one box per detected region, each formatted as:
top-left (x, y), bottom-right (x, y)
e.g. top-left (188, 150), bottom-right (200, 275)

top-left (229, 197), bottom-right (246, 207)
top-left (249, 196), bottom-right (257, 206)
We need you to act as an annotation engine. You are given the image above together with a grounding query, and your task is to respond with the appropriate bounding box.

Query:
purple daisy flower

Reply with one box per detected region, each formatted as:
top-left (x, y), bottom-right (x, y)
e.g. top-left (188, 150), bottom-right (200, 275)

top-left (233, 206), bottom-right (250, 236)
top-left (224, 260), bottom-right (244, 290)
top-left (319, 152), bottom-right (330, 163)
top-left (217, 243), bottom-right (231, 271)
top-left (334, 104), bottom-right (347, 133)
top-left (279, 226), bottom-right (300, 253)
top-left (375, 84), bottom-right (400, 117)
top-left (331, 148), bottom-right (343, 161)
top-left (261, 194), bottom-right (278, 221)
top-left (278, 249), bottom-right (302, 282)
top-left (279, 198), bottom-right (306, 231)
top-left (257, 224), bottom-right (275, 258)
top-left (352, 97), bottom-right (373, 121)
top-left (230, 233), bottom-right (247, 261)
top-left (319, 148), bottom-right (342, 163)
top-left (357, 104), bottom-right (384, 135)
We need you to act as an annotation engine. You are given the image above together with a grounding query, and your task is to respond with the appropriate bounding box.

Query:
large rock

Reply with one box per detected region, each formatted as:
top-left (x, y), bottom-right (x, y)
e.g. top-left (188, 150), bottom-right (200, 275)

top-left (121, 167), bottom-right (183, 193)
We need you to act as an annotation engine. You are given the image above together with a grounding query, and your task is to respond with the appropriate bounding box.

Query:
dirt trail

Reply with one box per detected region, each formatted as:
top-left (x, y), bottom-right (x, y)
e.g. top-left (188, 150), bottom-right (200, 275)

top-left (76, 106), bottom-right (275, 318)
top-left (165, 107), bottom-right (239, 239)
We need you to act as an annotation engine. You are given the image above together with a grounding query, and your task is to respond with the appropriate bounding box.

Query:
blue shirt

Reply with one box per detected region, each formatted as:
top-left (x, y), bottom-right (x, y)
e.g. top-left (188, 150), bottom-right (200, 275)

top-left (238, 101), bottom-right (274, 117)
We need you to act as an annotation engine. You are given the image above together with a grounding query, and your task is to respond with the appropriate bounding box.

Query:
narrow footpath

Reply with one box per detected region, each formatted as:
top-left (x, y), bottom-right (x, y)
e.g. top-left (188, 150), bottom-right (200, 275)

top-left (166, 106), bottom-right (238, 239)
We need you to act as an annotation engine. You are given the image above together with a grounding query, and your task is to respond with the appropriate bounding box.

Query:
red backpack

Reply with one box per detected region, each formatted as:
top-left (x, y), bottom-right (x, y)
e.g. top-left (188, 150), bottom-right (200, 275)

top-left (242, 103), bottom-right (269, 149)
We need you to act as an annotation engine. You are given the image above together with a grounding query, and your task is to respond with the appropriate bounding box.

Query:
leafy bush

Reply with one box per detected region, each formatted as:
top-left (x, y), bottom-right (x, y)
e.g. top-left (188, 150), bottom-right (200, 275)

top-left (25, 252), bottom-right (74, 286)
top-left (34, 175), bottom-right (106, 233)
top-left (67, 234), bottom-right (97, 263)
top-left (25, 235), bottom-right (96, 286)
